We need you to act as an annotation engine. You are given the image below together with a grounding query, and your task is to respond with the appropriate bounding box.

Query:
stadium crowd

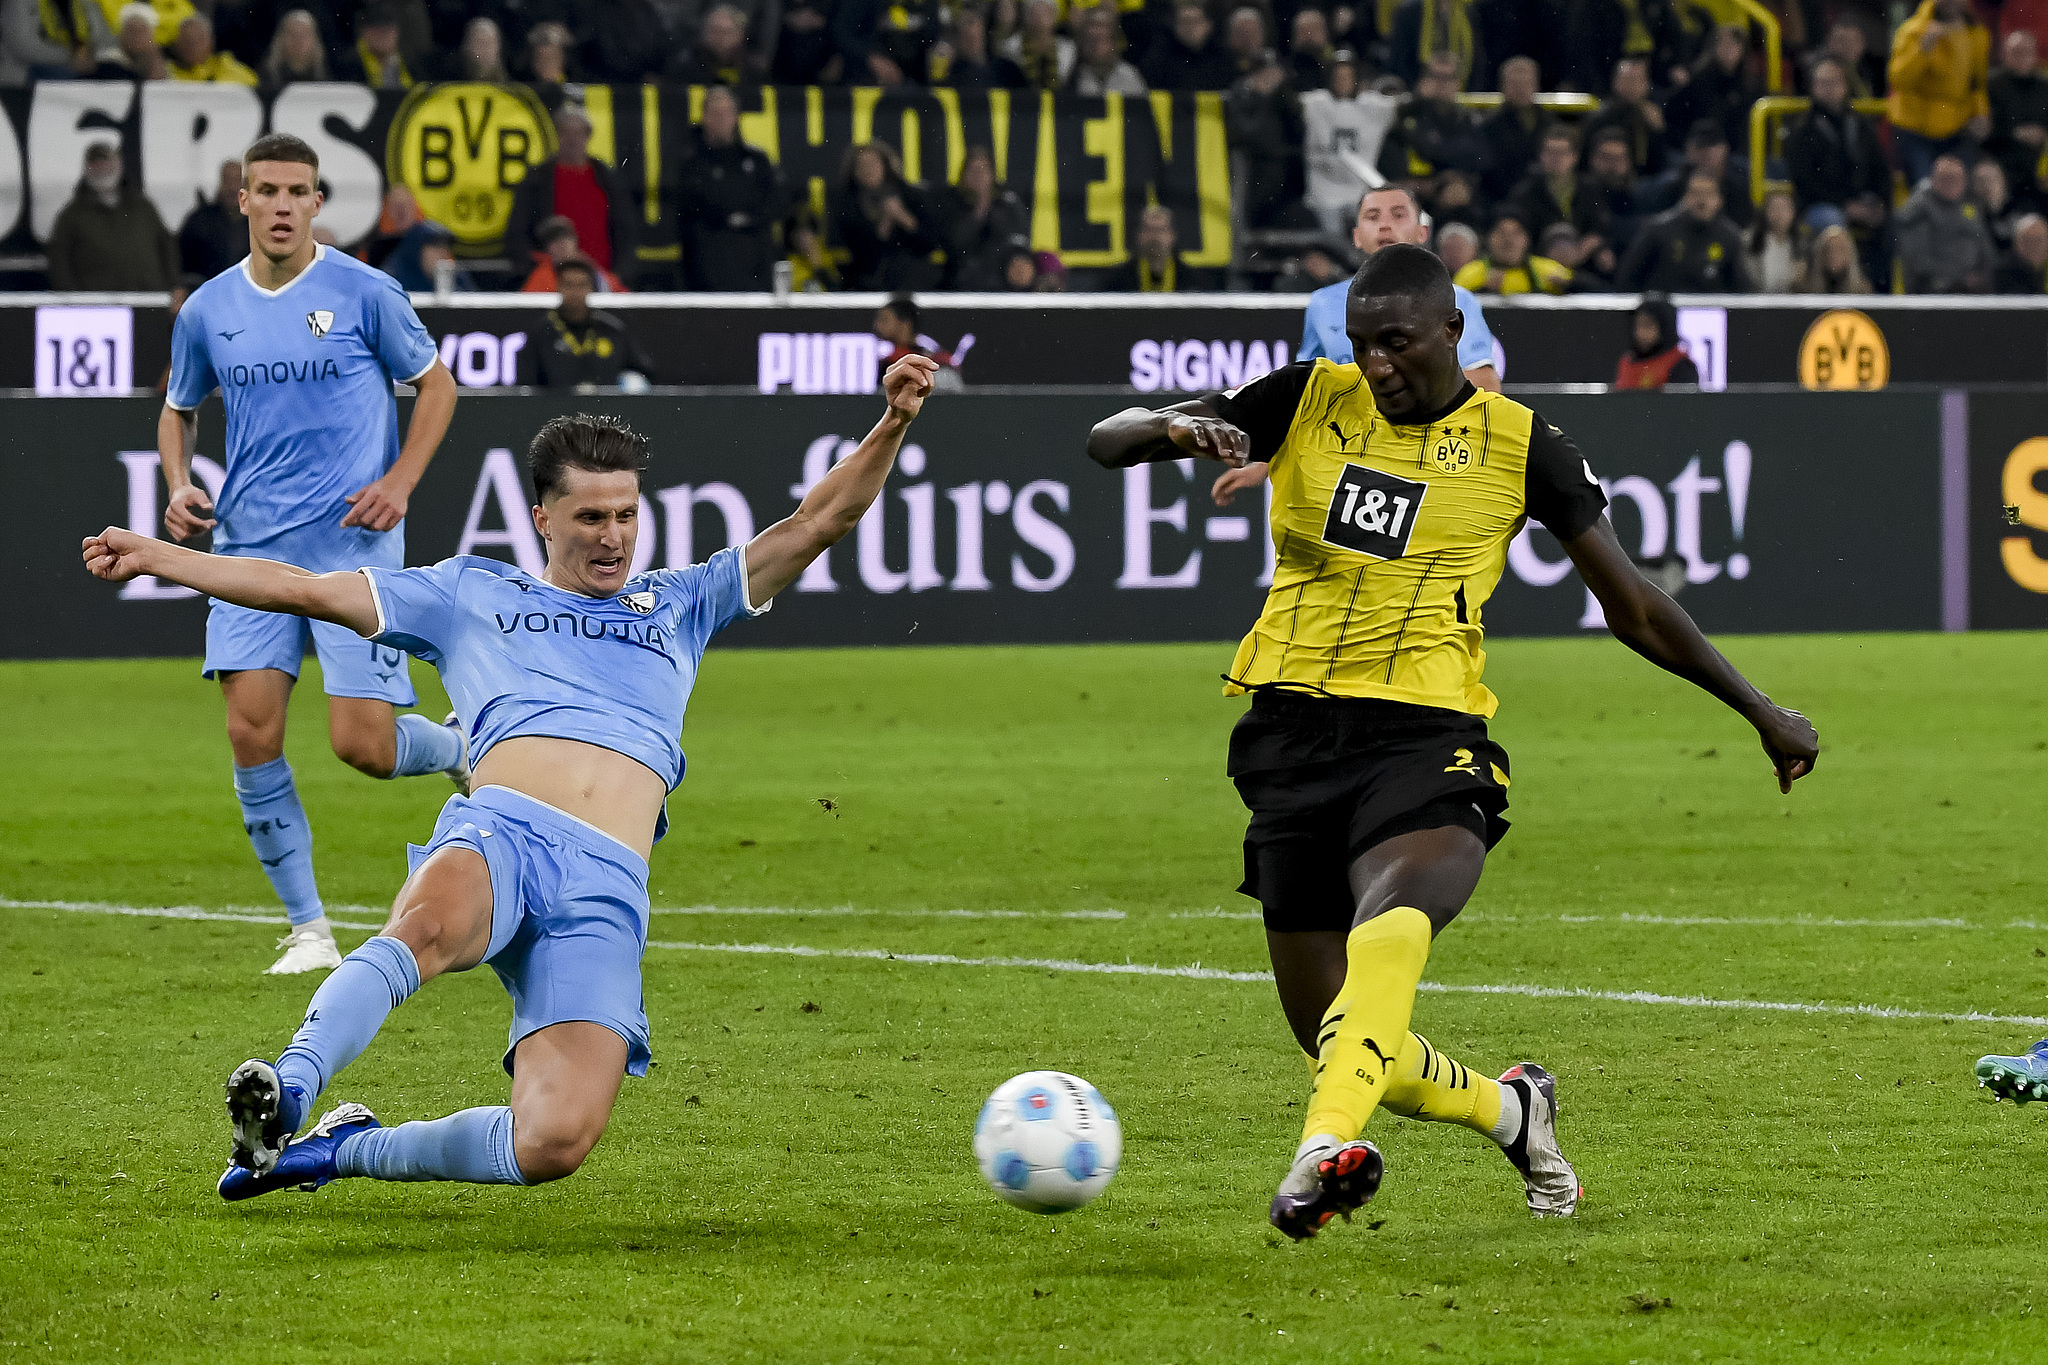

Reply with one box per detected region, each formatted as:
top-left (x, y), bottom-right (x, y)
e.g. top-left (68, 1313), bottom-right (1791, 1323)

top-left (14, 0), bottom-right (2048, 295)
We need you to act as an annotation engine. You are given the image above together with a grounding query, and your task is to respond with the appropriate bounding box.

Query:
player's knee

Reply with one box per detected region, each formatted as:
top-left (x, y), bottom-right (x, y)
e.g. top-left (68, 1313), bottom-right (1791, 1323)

top-left (224, 712), bottom-right (285, 765)
top-left (330, 731), bottom-right (393, 778)
top-left (513, 1118), bottom-right (605, 1184)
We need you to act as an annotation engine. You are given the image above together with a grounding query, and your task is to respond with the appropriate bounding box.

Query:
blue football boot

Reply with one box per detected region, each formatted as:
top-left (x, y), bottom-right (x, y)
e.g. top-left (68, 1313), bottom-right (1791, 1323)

top-left (224, 1059), bottom-right (309, 1174)
top-left (1976, 1041), bottom-right (2048, 1105)
top-left (218, 1103), bottom-right (379, 1202)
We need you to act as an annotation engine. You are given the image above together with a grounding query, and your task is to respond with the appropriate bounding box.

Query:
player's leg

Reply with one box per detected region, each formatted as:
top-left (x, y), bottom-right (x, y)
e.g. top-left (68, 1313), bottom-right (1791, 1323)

top-left (311, 624), bottom-right (465, 786)
top-left (223, 845), bottom-right (492, 1178)
top-left (220, 661), bottom-right (337, 974)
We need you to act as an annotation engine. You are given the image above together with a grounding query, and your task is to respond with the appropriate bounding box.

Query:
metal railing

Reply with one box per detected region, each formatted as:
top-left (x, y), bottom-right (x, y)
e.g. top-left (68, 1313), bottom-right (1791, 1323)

top-left (1747, 96), bottom-right (1892, 206)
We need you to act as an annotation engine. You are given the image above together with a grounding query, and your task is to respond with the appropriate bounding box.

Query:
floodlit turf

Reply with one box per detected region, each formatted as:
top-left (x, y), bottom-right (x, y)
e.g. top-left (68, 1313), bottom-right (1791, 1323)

top-left (3, 633), bottom-right (2047, 1364)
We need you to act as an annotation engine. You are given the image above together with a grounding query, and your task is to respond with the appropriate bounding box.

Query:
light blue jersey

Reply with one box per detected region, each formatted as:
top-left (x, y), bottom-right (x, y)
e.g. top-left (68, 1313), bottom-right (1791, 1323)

top-left (360, 547), bottom-right (770, 818)
top-left (1300, 279), bottom-right (1501, 377)
top-left (167, 245), bottom-right (438, 561)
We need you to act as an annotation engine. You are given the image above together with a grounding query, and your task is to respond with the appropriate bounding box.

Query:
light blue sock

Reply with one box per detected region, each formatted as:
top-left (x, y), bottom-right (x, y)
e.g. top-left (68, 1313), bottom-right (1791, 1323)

top-left (390, 713), bottom-right (463, 779)
top-left (335, 1106), bottom-right (527, 1185)
top-left (233, 757), bottom-right (322, 927)
top-left (274, 937), bottom-right (419, 1120)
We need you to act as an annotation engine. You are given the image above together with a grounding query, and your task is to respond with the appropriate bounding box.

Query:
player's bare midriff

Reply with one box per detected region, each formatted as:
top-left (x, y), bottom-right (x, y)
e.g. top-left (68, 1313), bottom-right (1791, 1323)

top-left (470, 736), bottom-right (667, 860)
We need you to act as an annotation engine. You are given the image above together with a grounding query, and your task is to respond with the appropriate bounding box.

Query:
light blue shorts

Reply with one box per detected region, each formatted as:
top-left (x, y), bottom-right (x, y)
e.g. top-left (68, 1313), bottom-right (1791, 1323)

top-left (201, 530), bottom-right (416, 704)
top-left (406, 785), bottom-right (653, 1077)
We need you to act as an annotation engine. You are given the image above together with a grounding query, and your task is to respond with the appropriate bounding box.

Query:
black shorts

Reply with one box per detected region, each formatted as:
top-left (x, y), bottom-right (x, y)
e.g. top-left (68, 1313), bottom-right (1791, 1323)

top-left (1228, 690), bottom-right (1511, 935)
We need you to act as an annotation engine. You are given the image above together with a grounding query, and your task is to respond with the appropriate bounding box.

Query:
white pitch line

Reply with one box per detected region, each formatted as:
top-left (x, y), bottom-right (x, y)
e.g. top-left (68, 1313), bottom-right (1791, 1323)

top-left (11, 899), bottom-right (2048, 1027)
top-left (0, 898), bottom-right (386, 931)
top-left (650, 905), bottom-right (1126, 921)
top-left (643, 938), bottom-right (2048, 1028)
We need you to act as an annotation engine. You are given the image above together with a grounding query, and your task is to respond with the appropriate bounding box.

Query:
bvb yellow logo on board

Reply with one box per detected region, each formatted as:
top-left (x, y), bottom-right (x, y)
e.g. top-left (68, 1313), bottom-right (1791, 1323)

top-left (1427, 434), bottom-right (1474, 475)
top-left (386, 83), bottom-right (556, 248)
top-left (1798, 309), bottom-right (1890, 390)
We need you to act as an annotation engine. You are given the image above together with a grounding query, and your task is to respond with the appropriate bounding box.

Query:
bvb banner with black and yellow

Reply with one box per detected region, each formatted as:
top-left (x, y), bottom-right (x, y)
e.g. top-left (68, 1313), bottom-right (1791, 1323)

top-left (0, 81), bottom-right (1230, 269)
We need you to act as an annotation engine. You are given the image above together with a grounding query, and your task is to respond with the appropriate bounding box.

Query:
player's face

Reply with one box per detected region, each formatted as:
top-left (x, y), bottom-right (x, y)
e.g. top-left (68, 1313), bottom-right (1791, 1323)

top-left (534, 467), bottom-right (642, 597)
top-left (1353, 191), bottom-right (1426, 254)
top-left (241, 160), bottom-right (322, 262)
top-left (1346, 292), bottom-right (1463, 418)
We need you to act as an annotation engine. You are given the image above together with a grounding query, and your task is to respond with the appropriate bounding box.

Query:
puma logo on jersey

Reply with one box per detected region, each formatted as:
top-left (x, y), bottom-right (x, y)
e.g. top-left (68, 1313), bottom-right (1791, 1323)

top-left (1326, 420), bottom-right (1359, 450)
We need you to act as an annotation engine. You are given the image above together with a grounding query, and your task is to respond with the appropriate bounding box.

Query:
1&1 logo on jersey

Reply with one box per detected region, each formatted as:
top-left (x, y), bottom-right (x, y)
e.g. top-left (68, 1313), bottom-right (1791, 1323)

top-left (1321, 464), bottom-right (1427, 560)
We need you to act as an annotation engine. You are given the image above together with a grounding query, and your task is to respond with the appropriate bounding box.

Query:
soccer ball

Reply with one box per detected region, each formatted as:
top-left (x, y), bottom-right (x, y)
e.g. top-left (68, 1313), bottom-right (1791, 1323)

top-left (973, 1070), bottom-right (1123, 1214)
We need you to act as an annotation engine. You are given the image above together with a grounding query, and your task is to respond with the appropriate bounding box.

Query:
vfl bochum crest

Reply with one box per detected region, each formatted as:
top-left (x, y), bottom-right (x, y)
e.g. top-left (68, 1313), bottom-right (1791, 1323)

top-left (620, 591), bottom-right (656, 615)
top-left (306, 310), bottom-right (334, 339)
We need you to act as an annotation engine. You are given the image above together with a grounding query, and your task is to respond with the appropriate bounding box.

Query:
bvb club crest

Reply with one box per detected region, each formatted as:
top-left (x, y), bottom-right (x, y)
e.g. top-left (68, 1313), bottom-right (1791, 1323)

top-left (1426, 434), bottom-right (1474, 475)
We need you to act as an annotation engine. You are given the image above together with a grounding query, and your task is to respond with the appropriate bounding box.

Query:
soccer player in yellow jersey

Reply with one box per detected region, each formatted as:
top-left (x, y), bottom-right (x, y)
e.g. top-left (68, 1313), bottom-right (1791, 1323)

top-left (1086, 244), bottom-right (1819, 1239)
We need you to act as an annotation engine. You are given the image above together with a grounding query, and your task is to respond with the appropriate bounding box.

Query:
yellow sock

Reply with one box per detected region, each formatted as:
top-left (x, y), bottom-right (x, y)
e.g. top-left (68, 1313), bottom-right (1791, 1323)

top-left (1301, 907), bottom-right (1433, 1143)
top-left (1379, 1032), bottom-right (1505, 1137)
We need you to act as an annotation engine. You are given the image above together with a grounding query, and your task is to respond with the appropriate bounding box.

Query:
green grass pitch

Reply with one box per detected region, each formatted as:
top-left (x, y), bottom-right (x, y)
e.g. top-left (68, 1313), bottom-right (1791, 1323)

top-left (2, 632), bottom-right (2046, 1363)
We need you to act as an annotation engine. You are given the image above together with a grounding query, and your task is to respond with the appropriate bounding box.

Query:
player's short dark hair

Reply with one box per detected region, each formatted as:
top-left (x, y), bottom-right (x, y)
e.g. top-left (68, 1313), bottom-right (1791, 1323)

top-left (555, 257), bottom-right (597, 284)
top-left (243, 132), bottom-right (318, 176)
top-left (1348, 241), bottom-right (1454, 315)
top-left (880, 292), bottom-right (919, 329)
top-left (529, 414), bottom-right (650, 503)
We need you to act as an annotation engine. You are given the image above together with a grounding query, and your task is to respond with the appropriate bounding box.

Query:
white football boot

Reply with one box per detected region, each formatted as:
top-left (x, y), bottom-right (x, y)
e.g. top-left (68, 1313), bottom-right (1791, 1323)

top-left (265, 928), bottom-right (342, 975)
top-left (1498, 1063), bottom-right (1582, 1217)
top-left (442, 712), bottom-right (471, 796)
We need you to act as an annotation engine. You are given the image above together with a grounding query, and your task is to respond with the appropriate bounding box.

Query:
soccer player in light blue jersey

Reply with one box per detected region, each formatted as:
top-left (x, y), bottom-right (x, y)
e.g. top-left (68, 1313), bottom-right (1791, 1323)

top-left (160, 133), bottom-right (461, 976)
top-left (1212, 184), bottom-right (1500, 509)
top-left (84, 354), bottom-right (940, 1201)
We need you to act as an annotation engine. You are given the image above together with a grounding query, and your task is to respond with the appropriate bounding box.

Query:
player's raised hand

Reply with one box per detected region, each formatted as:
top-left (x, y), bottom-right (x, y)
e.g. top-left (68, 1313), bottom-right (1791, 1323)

top-left (82, 527), bottom-right (155, 583)
top-left (1212, 461), bottom-right (1270, 506)
top-left (163, 484), bottom-right (216, 540)
top-left (341, 472), bottom-right (411, 532)
top-left (1167, 412), bottom-right (1249, 468)
top-left (883, 354), bottom-right (939, 418)
top-left (1754, 703), bottom-right (1819, 794)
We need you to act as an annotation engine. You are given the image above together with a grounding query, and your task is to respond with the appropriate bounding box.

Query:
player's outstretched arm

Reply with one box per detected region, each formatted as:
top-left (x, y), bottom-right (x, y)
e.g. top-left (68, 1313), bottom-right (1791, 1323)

top-left (82, 528), bottom-right (378, 637)
top-left (1564, 516), bottom-right (1819, 793)
top-left (744, 354), bottom-right (938, 605)
top-left (1087, 400), bottom-right (1250, 470)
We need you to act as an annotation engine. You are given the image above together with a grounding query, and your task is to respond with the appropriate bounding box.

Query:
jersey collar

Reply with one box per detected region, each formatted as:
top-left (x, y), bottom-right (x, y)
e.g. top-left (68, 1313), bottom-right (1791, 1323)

top-left (239, 243), bottom-right (328, 299)
top-left (1384, 379), bottom-right (1476, 429)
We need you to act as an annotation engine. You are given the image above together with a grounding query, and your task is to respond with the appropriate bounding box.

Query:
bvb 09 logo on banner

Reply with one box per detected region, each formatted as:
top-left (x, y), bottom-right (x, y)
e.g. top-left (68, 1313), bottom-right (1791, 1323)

top-left (385, 83), bottom-right (558, 248)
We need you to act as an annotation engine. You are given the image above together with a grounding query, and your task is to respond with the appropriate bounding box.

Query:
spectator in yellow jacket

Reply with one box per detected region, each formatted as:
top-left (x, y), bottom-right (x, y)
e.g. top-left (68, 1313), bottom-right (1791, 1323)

top-left (1451, 213), bottom-right (1574, 295)
top-left (1889, 0), bottom-right (1990, 187)
top-left (168, 15), bottom-right (257, 84)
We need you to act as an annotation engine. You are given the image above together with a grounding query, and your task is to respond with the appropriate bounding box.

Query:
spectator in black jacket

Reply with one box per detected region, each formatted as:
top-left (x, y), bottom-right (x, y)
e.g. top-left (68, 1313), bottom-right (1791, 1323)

top-left (930, 6), bottom-right (1025, 88)
top-left (1661, 24), bottom-right (1759, 158)
top-left (504, 104), bottom-right (639, 286)
top-left (1785, 56), bottom-right (1892, 228)
top-left (677, 87), bottom-right (784, 290)
top-left (1479, 55), bottom-right (1550, 201)
top-left (577, 0), bottom-right (672, 80)
top-left (1641, 119), bottom-right (1751, 228)
top-left (833, 141), bottom-right (945, 289)
top-left (671, 5), bottom-right (753, 85)
top-left (1580, 57), bottom-right (1669, 178)
top-left (772, 0), bottom-right (845, 84)
top-left (1996, 213), bottom-right (2048, 293)
top-left (46, 143), bottom-right (179, 291)
top-left (1100, 204), bottom-right (1223, 290)
top-left (1139, 1), bottom-right (1235, 91)
top-left (179, 160), bottom-right (249, 282)
top-left (529, 259), bottom-right (655, 388)
top-left (1583, 126), bottom-right (1643, 267)
top-left (1819, 14), bottom-right (1885, 101)
top-left (1227, 54), bottom-right (1309, 228)
top-left (1377, 54), bottom-right (1486, 185)
top-left (1509, 125), bottom-right (1609, 242)
top-left (937, 144), bottom-right (1028, 289)
top-left (1615, 170), bottom-right (1752, 292)
top-left (1988, 31), bottom-right (2048, 207)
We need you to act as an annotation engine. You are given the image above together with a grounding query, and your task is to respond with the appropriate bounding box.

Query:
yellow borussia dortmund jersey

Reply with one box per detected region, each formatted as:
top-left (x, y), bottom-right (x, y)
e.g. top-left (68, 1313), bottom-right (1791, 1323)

top-left (1206, 360), bottom-right (1607, 717)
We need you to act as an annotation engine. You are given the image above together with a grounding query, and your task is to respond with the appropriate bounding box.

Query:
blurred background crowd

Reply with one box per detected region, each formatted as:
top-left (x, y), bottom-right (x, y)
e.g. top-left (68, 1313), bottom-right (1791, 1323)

top-left (13, 0), bottom-right (2048, 297)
